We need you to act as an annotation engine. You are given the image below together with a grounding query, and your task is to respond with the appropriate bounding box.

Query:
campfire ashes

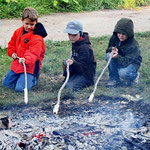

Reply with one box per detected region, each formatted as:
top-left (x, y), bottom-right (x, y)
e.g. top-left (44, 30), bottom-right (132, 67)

top-left (0, 95), bottom-right (150, 150)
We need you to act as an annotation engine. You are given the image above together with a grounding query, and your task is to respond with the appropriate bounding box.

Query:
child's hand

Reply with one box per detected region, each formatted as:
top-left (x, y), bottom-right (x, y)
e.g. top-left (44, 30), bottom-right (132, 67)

top-left (18, 58), bottom-right (25, 64)
top-left (111, 47), bottom-right (118, 51)
top-left (111, 47), bottom-right (118, 58)
top-left (66, 59), bottom-right (73, 65)
top-left (11, 53), bottom-right (17, 59)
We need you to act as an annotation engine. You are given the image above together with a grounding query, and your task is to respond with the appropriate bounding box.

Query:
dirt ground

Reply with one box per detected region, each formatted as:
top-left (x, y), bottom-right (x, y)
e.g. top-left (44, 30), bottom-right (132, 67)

top-left (0, 7), bottom-right (150, 47)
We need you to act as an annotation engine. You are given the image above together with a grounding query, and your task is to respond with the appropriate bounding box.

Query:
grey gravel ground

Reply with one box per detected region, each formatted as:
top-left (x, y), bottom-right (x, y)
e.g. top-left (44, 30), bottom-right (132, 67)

top-left (0, 95), bottom-right (150, 149)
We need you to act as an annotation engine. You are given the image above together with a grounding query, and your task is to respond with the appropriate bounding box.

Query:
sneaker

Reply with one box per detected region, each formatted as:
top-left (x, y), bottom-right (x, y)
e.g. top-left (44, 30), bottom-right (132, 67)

top-left (134, 72), bottom-right (140, 84)
top-left (106, 80), bottom-right (120, 88)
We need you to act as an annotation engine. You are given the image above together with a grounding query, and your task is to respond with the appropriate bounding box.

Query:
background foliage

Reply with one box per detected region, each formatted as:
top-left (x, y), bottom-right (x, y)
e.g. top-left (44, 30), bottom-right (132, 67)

top-left (0, 0), bottom-right (150, 19)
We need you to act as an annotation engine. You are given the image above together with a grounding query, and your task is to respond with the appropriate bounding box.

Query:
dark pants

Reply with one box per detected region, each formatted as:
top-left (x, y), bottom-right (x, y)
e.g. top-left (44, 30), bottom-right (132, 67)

top-left (106, 53), bottom-right (137, 82)
top-left (2, 70), bottom-right (38, 92)
top-left (66, 74), bottom-right (92, 92)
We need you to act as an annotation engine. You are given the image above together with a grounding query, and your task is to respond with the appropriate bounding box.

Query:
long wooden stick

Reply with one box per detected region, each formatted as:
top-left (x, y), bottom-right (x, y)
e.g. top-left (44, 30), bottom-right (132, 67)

top-left (88, 55), bottom-right (112, 102)
top-left (22, 62), bottom-right (28, 104)
top-left (16, 56), bottom-right (28, 104)
top-left (53, 64), bottom-right (70, 114)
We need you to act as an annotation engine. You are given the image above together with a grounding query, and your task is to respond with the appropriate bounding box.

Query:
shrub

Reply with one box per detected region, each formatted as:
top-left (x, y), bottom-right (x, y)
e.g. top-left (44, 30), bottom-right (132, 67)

top-left (0, 0), bottom-right (150, 19)
top-left (120, 0), bottom-right (150, 8)
top-left (0, 0), bottom-right (26, 19)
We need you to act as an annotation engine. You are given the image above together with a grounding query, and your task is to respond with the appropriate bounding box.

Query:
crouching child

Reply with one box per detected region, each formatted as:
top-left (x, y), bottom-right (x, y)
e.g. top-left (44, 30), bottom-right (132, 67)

top-left (63, 20), bottom-right (96, 92)
top-left (106, 18), bottom-right (142, 87)
top-left (2, 7), bottom-right (47, 92)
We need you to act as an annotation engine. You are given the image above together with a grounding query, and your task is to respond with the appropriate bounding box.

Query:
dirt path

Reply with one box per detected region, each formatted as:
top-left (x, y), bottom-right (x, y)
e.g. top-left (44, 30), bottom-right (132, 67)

top-left (0, 7), bottom-right (150, 47)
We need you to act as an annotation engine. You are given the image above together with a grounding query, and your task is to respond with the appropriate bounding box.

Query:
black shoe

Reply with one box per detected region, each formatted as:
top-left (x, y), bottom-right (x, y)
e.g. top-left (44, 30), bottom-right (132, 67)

top-left (121, 81), bottom-right (132, 87)
top-left (106, 80), bottom-right (120, 88)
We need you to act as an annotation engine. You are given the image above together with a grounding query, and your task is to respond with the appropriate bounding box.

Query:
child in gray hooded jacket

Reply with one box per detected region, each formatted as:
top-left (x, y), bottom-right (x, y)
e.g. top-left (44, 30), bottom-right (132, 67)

top-left (106, 18), bottom-right (142, 87)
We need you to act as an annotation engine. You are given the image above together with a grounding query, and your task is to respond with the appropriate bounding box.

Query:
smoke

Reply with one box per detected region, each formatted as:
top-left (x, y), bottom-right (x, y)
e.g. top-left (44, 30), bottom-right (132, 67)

top-left (120, 111), bottom-right (135, 131)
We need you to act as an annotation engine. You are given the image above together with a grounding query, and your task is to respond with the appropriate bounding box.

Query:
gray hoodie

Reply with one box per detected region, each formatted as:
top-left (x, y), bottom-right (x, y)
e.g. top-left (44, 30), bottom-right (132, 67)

top-left (106, 18), bottom-right (142, 70)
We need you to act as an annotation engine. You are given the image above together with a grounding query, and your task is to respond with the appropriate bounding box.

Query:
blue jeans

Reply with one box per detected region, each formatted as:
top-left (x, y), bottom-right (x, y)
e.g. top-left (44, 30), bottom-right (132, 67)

top-left (2, 70), bottom-right (38, 92)
top-left (66, 74), bottom-right (92, 92)
top-left (106, 53), bottom-right (137, 82)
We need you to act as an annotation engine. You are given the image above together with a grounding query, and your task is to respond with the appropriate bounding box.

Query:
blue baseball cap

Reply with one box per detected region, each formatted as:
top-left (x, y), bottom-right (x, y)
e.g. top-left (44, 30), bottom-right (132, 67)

top-left (64, 20), bottom-right (83, 34)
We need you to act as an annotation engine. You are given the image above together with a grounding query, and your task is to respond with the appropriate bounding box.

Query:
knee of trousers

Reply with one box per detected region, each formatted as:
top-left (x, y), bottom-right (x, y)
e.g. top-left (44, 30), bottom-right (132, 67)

top-left (66, 81), bottom-right (74, 89)
top-left (15, 86), bottom-right (25, 92)
top-left (15, 82), bottom-right (34, 92)
top-left (2, 79), bottom-right (15, 89)
top-left (118, 69), bottom-right (137, 80)
top-left (66, 81), bottom-right (83, 91)
top-left (2, 79), bottom-right (7, 87)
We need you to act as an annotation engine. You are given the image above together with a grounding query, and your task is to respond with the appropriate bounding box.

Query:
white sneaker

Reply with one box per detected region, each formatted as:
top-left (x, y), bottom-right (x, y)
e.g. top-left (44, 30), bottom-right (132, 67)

top-left (134, 72), bottom-right (140, 84)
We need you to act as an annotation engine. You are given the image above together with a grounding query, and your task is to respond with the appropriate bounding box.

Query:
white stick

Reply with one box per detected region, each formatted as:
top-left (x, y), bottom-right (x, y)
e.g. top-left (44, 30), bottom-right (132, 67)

top-left (88, 55), bottom-right (112, 102)
top-left (53, 64), bottom-right (70, 114)
top-left (22, 62), bottom-right (28, 104)
top-left (16, 56), bottom-right (28, 104)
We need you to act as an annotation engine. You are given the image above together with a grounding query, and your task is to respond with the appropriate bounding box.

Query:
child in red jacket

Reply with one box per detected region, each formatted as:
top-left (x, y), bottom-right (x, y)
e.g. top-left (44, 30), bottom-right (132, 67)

top-left (2, 7), bottom-right (47, 92)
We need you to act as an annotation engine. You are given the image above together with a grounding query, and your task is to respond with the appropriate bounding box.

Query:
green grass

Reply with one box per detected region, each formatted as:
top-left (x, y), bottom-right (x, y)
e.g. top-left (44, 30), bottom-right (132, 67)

top-left (0, 32), bottom-right (150, 106)
top-left (0, 47), bottom-right (12, 79)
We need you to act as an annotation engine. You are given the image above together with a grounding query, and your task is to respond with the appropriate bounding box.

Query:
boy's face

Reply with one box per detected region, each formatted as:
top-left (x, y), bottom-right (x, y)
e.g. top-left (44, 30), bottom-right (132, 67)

top-left (68, 32), bottom-right (80, 43)
top-left (117, 33), bottom-right (128, 41)
top-left (22, 18), bottom-right (37, 32)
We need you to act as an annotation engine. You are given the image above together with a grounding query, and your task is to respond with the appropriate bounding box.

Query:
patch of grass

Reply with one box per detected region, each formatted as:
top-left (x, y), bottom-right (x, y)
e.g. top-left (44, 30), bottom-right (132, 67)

top-left (42, 40), bottom-right (71, 75)
top-left (0, 47), bottom-right (11, 79)
top-left (0, 32), bottom-right (150, 106)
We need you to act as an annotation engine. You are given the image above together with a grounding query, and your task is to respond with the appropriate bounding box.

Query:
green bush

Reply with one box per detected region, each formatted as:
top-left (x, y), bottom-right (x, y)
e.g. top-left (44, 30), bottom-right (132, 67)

top-left (0, 0), bottom-right (54, 19)
top-left (53, 0), bottom-right (150, 11)
top-left (53, 0), bottom-right (120, 11)
top-left (136, 0), bottom-right (150, 6)
top-left (0, 1), bottom-right (25, 19)
top-left (120, 0), bottom-right (150, 8)
top-left (0, 0), bottom-right (150, 19)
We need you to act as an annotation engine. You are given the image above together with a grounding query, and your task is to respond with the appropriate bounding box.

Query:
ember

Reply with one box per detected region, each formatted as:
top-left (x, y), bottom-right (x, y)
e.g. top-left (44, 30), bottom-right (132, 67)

top-left (0, 95), bottom-right (150, 149)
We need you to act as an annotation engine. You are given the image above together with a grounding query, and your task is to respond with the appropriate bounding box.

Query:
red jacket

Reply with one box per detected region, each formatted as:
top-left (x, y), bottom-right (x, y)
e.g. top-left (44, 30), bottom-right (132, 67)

top-left (7, 23), bottom-right (47, 75)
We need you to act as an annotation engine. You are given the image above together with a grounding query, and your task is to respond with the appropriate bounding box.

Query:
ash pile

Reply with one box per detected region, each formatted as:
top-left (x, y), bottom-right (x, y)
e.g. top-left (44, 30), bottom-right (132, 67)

top-left (0, 95), bottom-right (150, 150)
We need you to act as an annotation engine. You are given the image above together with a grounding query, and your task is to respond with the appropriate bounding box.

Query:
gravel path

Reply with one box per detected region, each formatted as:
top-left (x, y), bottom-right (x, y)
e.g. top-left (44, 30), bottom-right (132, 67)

top-left (0, 7), bottom-right (150, 47)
